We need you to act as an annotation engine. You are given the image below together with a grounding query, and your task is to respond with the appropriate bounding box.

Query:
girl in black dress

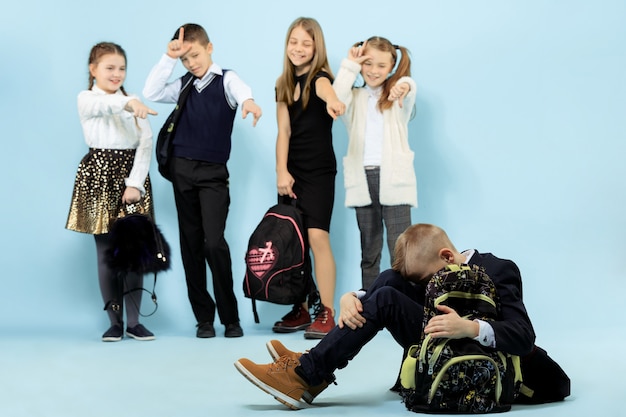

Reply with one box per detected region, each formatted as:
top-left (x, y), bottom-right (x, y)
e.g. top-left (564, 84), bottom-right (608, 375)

top-left (273, 17), bottom-right (346, 338)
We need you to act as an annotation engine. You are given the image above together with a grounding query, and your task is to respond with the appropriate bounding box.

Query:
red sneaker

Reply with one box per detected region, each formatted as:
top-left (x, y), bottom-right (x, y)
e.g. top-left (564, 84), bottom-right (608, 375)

top-left (303, 305), bottom-right (335, 339)
top-left (272, 304), bottom-right (311, 333)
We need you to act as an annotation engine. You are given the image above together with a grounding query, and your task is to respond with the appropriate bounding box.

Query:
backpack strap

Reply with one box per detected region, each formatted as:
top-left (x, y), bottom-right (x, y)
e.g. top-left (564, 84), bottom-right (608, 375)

top-left (156, 72), bottom-right (195, 180)
top-left (103, 271), bottom-right (125, 326)
top-left (169, 72), bottom-right (195, 121)
top-left (103, 272), bottom-right (160, 319)
top-left (251, 298), bottom-right (260, 324)
top-left (278, 194), bottom-right (298, 207)
top-left (180, 72), bottom-right (195, 94)
top-left (444, 264), bottom-right (471, 273)
top-left (174, 72), bottom-right (195, 117)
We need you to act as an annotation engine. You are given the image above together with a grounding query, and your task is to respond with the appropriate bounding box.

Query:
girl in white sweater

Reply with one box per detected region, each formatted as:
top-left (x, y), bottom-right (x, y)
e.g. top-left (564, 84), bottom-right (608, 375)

top-left (66, 42), bottom-right (158, 342)
top-left (333, 37), bottom-right (418, 289)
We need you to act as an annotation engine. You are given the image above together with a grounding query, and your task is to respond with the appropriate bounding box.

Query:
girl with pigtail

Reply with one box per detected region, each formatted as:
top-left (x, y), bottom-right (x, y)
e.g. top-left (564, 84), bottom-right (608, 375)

top-left (333, 36), bottom-right (418, 290)
top-left (66, 42), bottom-right (159, 342)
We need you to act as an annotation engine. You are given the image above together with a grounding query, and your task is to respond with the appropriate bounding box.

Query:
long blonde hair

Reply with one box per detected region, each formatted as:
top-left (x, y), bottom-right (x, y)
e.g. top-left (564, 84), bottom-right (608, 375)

top-left (275, 17), bottom-right (333, 109)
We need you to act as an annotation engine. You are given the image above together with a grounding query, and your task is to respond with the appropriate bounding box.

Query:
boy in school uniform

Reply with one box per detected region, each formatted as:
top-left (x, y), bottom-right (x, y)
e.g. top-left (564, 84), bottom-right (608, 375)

top-left (143, 23), bottom-right (262, 338)
top-left (235, 223), bottom-right (536, 409)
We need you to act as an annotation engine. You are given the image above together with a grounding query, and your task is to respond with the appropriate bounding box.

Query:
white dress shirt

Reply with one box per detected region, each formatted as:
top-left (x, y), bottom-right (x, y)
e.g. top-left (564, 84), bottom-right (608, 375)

top-left (142, 54), bottom-right (253, 109)
top-left (362, 85), bottom-right (384, 166)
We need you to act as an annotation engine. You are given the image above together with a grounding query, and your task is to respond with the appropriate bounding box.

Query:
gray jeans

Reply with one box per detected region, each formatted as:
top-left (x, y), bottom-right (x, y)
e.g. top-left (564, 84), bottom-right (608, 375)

top-left (355, 167), bottom-right (411, 290)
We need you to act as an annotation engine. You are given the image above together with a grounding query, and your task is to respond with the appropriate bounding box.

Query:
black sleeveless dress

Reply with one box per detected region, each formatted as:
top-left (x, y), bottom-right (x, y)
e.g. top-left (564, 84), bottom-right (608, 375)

top-left (286, 71), bottom-right (336, 231)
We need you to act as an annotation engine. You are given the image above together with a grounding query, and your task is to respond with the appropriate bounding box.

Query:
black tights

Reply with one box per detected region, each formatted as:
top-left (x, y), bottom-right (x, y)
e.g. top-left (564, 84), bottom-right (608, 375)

top-left (94, 234), bottom-right (143, 327)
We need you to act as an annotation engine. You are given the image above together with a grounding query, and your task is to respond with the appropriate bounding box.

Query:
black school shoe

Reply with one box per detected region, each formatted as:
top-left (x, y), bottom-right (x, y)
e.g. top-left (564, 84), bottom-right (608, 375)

top-left (126, 324), bottom-right (155, 341)
top-left (196, 322), bottom-right (216, 338)
top-left (102, 324), bottom-right (123, 342)
top-left (225, 322), bottom-right (244, 338)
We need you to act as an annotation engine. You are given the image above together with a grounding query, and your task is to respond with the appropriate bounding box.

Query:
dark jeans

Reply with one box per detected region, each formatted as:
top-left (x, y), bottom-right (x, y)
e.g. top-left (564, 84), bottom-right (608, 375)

top-left (170, 157), bottom-right (239, 325)
top-left (298, 269), bottom-right (425, 386)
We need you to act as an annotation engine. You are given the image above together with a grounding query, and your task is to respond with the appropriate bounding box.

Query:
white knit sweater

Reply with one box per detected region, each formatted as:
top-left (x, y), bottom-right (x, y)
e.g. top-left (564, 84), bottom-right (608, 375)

top-left (333, 58), bottom-right (418, 207)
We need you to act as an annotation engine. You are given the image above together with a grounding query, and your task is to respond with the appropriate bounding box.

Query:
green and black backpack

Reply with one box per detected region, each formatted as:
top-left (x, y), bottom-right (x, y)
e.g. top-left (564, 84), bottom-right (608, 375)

top-left (399, 264), bottom-right (522, 414)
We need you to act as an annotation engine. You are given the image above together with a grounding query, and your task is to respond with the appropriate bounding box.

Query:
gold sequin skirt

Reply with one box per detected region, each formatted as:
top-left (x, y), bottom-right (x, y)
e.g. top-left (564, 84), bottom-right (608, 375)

top-left (65, 148), bottom-right (154, 235)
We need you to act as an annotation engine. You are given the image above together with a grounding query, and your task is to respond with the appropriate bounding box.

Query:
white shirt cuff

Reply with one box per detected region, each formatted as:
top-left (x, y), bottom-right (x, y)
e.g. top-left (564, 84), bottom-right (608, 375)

top-left (354, 290), bottom-right (366, 299)
top-left (473, 319), bottom-right (496, 347)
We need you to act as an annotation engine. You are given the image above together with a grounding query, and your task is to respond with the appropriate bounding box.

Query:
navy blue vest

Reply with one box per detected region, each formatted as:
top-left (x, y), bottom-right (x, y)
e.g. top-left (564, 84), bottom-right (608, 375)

top-left (172, 72), bottom-right (237, 163)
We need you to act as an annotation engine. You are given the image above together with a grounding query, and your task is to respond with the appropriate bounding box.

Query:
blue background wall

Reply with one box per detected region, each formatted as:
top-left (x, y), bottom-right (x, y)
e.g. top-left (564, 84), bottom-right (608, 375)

top-left (0, 0), bottom-right (623, 341)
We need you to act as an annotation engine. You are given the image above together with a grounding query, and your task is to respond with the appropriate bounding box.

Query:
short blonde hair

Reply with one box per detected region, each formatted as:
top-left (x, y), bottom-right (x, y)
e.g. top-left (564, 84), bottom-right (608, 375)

top-left (392, 224), bottom-right (456, 280)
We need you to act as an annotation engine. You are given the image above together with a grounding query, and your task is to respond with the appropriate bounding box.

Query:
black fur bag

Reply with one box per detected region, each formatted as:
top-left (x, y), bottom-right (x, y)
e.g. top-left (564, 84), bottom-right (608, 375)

top-left (105, 213), bottom-right (171, 274)
top-left (103, 207), bottom-right (171, 320)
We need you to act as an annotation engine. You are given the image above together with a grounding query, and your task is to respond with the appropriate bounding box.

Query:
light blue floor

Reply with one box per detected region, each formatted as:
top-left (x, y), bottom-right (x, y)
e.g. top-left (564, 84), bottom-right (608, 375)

top-left (0, 321), bottom-right (619, 417)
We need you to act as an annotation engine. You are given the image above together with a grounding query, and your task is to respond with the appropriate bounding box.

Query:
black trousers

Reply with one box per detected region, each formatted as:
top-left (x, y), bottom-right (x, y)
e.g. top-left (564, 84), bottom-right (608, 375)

top-left (299, 269), bottom-right (424, 385)
top-left (170, 157), bottom-right (239, 325)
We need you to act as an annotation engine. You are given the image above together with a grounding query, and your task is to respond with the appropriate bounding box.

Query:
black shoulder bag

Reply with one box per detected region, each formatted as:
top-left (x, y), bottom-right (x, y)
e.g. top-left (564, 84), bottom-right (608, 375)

top-left (155, 72), bottom-right (195, 181)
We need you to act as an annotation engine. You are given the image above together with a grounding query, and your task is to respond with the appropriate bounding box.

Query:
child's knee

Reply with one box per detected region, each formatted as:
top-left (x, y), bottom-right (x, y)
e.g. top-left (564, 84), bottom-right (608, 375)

top-left (308, 229), bottom-right (330, 250)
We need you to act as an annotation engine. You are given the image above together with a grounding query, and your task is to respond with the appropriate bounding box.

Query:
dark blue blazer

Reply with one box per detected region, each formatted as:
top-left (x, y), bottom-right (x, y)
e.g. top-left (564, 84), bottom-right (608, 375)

top-left (469, 251), bottom-right (536, 356)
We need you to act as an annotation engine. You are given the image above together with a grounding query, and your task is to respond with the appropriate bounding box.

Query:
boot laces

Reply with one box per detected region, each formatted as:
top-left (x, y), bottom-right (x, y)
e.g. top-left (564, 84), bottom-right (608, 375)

top-left (312, 306), bottom-right (329, 324)
top-left (272, 355), bottom-right (300, 371)
top-left (281, 304), bottom-right (303, 321)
